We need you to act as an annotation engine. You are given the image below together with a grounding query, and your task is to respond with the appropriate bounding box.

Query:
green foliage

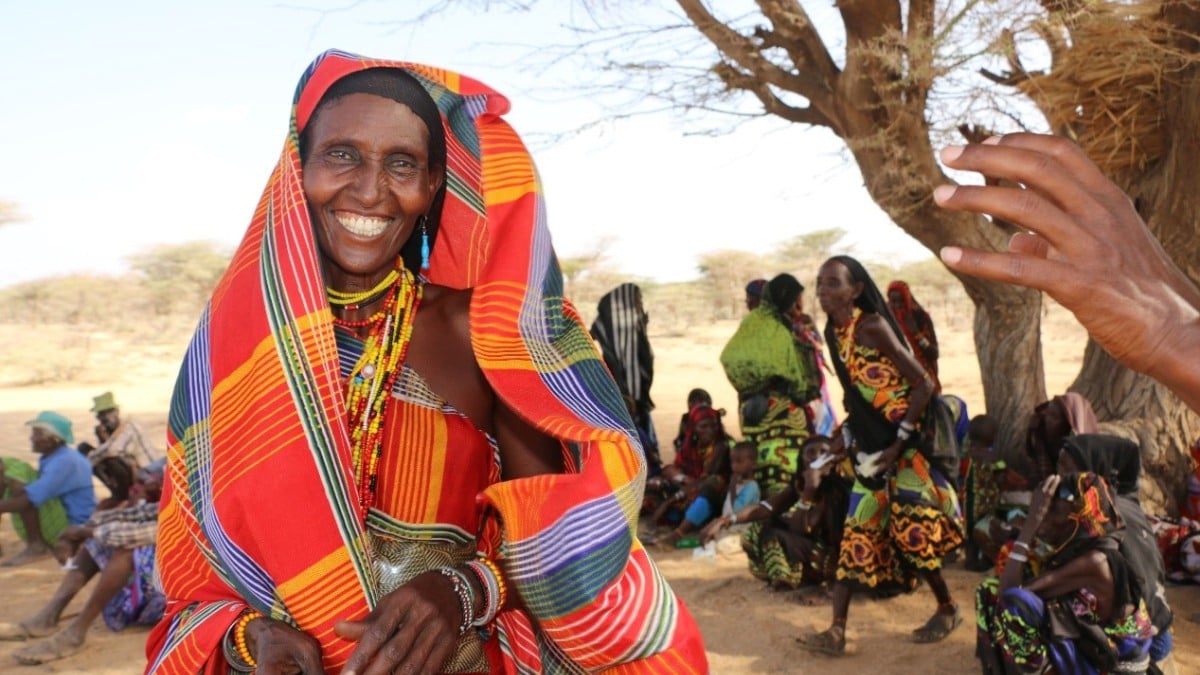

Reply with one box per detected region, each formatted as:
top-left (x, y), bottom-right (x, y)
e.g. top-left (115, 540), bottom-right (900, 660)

top-left (125, 241), bottom-right (233, 316)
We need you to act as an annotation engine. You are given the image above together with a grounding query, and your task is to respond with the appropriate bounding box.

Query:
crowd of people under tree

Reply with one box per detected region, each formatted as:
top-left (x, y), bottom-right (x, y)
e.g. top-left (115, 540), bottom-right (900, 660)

top-left (3, 49), bottom-right (1200, 674)
top-left (597, 259), bottom-right (1200, 674)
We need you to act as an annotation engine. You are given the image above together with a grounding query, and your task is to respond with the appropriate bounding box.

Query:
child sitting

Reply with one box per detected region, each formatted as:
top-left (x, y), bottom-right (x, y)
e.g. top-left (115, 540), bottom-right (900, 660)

top-left (660, 441), bottom-right (759, 549)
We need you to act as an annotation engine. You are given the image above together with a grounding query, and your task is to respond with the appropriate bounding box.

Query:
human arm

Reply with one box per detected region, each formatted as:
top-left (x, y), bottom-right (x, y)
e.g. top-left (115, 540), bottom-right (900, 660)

top-left (857, 314), bottom-right (935, 474)
top-left (999, 474), bottom-right (1058, 591)
top-left (702, 481), bottom-right (798, 544)
top-left (934, 133), bottom-right (1200, 413)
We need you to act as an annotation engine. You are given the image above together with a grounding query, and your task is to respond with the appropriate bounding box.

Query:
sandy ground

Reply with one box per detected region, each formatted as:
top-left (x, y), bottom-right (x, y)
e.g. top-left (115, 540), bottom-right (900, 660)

top-left (0, 315), bottom-right (1197, 673)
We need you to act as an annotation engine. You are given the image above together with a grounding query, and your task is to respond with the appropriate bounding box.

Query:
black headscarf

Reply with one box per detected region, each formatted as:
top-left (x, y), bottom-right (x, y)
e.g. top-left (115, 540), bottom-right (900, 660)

top-left (299, 68), bottom-right (448, 274)
top-left (1057, 436), bottom-right (1172, 632)
top-left (1060, 434), bottom-right (1141, 497)
top-left (764, 273), bottom-right (803, 325)
top-left (821, 256), bottom-right (914, 465)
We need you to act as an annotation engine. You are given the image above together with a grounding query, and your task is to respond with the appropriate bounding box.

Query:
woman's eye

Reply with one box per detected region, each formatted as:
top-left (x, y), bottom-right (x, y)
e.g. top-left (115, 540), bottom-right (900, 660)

top-left (325, 148), bottom-right (355, 162)
top-left (387, 158), bottom-right (417, 173)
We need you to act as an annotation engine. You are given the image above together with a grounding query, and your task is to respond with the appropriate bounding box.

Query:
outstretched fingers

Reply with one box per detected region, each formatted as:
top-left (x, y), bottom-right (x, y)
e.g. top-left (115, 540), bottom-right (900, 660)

top-left (939, 245), bottom-right (1082, 306)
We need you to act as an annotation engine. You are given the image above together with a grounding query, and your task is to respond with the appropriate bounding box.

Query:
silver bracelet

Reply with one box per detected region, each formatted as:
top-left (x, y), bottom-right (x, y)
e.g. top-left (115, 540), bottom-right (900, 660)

top-left (1007, 551), bottom-right (1029, 564)
top-left (728, 512), bottom-right (738, 525)
top-left (436, 567), bottom-right (474, 635)
top-left (759, 500), bottom-right (774, 513)
top-left (896, 427), bottom-right (912, 441)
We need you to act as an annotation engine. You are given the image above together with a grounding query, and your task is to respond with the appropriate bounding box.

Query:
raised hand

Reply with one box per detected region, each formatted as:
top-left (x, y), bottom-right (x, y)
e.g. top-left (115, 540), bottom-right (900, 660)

top-left (935, 133), bottom-right (1200, 412)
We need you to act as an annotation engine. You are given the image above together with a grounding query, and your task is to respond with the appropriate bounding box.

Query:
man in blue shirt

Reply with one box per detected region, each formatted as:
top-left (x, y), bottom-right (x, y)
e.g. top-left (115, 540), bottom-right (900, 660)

top-left (0, 411), bottom-right (96, 566)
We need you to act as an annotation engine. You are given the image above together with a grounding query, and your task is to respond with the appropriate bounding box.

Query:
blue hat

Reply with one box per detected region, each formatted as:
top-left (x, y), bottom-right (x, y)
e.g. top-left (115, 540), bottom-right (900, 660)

top-left (25, 411), bottom-right (74, 445)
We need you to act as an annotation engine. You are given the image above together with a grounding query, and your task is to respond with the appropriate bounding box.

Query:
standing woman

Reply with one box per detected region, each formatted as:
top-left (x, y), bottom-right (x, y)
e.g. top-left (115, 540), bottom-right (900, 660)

top-left (590, 282), bottom-right (658, 456)
top-left (720, 273), bottom-right (822, 497)
top-left (798, 255), bottom-right (964, 656)
top-left (886, 280), bottom-right (940, 384)
top-left (146, 51), bottom-right (705, 674)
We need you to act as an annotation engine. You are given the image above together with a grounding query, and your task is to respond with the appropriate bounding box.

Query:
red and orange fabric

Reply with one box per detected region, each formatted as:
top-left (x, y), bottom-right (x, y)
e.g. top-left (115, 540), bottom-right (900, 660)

top-left (886, 281), bottom-right (939, 381)
top-left (146, 50), bottom-right (705, 674)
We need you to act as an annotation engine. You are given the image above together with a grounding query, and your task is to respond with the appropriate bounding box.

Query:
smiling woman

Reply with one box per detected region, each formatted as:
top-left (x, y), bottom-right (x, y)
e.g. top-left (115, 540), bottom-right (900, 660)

top-left (145, 51), bottom-right (706, 674)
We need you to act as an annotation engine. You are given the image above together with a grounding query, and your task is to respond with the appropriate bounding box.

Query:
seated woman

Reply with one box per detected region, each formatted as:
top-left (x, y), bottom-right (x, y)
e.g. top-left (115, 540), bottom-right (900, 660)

top-left (1058, 434), bottom-right (1174, 669)
top-left (710, 435), bottom-right (850, 597)
top-left (1026, 392), bottom-right (1098, 483)
top-left (659, 441), bottom-right (759, 549)
top-left (976, 472), bottom-right (1154, 675)
top-left (644, 404), bottom-right (731, 532)
top-left (0, 459), bottom-right (167, 664)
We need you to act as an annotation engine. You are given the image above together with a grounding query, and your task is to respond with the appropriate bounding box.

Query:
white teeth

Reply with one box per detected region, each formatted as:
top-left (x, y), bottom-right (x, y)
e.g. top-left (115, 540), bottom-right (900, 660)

top-left (335, 214), bottom-right (390, 237)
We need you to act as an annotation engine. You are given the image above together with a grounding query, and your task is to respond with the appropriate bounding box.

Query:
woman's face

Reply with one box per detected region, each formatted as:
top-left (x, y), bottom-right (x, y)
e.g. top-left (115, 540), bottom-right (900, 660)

top-left (1037, 498), bottom-right (1075, 548)
top-left (816, 260), bottom-right (861, 315)
top-left (694, 416), bottom-right (717, 445)
top-left (302, 92), bottom-right (444, 285)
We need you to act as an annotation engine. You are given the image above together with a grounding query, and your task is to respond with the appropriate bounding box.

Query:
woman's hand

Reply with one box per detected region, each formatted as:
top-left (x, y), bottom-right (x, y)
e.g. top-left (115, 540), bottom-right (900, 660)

top-left (700, 517), bottom-right (728, 544)
top-left (1022, 474), bottom-right (1061, 540)
top-left (876, 440), bottom-right (904, 478)
top-left (335, 570), bottom-right (463, 675)
top-left (244, 617), bottom-right (324, 674)
top-left (935, 133), bottom-right (1200, 411)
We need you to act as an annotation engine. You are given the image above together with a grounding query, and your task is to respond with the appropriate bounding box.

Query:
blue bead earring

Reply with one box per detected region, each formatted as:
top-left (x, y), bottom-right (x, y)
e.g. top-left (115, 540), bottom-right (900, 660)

top-left (419, 215), bottom-right (430, 271)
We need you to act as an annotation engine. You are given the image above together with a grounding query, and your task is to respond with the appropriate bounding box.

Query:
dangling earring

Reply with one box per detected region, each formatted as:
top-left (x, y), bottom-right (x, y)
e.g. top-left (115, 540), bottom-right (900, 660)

top-left (419, 215), bottom-right (430, 271)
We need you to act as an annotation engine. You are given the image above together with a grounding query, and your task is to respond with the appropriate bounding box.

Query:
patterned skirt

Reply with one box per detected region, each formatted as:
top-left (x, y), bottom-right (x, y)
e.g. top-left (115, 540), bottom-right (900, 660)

top-left (743, 392), bottom-right (812, 497)
top-left (743, 518), bottom-right (836, 589)
top-left (84, 539), bottom-right (166, 631)
top-left (835, 448), bottom-right (963, 590)
top-left (975, 577), bottom-right (1153, 675)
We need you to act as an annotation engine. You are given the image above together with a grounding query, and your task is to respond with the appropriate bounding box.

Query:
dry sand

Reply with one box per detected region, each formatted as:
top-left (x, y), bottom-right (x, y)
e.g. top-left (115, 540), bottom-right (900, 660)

top-left (0, 313), bottom-right (1197, 673)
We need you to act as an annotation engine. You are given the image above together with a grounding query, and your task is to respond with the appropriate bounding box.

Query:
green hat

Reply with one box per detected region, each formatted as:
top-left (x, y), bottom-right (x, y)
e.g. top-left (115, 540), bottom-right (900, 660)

top-left (90, 391), bottom-right (118, 413)
top-left (25, 411), bottom-right (74, 445)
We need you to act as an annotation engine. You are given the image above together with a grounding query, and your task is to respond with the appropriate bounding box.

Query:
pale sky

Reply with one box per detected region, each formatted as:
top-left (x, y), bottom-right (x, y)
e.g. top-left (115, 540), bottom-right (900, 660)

top-left (0, 0), bottom-right (932, 290)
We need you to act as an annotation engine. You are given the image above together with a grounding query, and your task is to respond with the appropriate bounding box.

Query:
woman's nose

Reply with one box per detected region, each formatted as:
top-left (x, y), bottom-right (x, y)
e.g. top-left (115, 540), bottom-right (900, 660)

top-left (352, 162), bottom-right (386, 204)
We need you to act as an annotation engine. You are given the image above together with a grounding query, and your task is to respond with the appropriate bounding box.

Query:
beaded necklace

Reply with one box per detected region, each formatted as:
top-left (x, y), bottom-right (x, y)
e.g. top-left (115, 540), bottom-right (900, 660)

top-left (336, 265), bottom-right (421, 523)
top-left (327, 269), bottom-right (401, 311)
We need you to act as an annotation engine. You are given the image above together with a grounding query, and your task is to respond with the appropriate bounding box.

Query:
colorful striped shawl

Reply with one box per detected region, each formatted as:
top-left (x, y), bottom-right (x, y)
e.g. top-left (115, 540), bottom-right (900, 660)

top-left (146, 50), bottom-right (706, 674)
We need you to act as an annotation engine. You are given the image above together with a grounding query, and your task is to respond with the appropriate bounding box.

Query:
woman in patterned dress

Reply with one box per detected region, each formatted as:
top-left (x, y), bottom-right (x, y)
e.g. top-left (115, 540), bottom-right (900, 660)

top-left (797, 255), bottom-right (964, 656)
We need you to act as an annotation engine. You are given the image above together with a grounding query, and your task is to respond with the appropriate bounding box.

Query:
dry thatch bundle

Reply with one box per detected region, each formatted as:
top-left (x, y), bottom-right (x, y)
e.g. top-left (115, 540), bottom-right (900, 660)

top-left (1020, 1), bottom-right (1200, 175)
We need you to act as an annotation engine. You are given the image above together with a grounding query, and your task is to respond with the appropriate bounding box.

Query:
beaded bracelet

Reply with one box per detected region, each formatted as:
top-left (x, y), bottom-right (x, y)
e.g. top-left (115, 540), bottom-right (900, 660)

top-left (476, 556), bottom-right (508, 611)
top-left (436, 567), bottom-right (475, 635)
top-left (464, 560), bottom-right (500, 627)
top-left (222, 609), bottom-right (263, 672)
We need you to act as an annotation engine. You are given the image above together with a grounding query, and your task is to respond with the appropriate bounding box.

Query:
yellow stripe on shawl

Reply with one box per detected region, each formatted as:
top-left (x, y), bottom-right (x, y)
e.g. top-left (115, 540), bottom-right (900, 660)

top-left (482, 151), bottom-right (537, 205)
top-left (276, 545), bottom-right (362, 620)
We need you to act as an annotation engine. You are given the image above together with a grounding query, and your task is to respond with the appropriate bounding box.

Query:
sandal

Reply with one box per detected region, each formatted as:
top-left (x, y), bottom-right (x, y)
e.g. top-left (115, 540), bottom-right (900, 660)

top-left (12, 631), bottom-right (85, 665)
top-left (796, 627), bottom-right (845, 656)
top-left (912, 605), bottom-right (962, 643)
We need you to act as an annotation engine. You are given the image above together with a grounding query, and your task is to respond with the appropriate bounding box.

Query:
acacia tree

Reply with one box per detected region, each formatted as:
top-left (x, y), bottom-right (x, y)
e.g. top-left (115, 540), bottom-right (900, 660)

top-left (659, 0), bottom-right (1200, 510)
top-left (400, 0), bottom-right (1198, 509)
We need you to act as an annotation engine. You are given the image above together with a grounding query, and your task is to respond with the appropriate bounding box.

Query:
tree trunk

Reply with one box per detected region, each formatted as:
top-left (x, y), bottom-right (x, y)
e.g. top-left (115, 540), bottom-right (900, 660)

top-left (844, 115), bottom-right (1048, 456)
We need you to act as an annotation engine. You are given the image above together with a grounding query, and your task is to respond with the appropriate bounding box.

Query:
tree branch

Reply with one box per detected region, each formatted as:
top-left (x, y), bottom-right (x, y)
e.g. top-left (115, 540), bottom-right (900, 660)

top-left (714, 62), bottom-right (834, 128)
top-left (676, 0), bottom-right (838, 127)
top-left (752, 0), bottom-right (841, 84)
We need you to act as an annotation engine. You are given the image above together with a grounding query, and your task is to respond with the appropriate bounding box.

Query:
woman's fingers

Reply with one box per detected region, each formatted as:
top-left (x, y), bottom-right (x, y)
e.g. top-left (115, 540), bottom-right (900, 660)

top-left (979, 133), bottom-right (1131, 203)
top-left (338, 614), bottom-right (400, 675)
top-left (933, 182), bottom-right (1080, 253)
top-left (939, 246), bottom-right (1082, 306)
top-left (1008, 232), bottom-right (1051, 258)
